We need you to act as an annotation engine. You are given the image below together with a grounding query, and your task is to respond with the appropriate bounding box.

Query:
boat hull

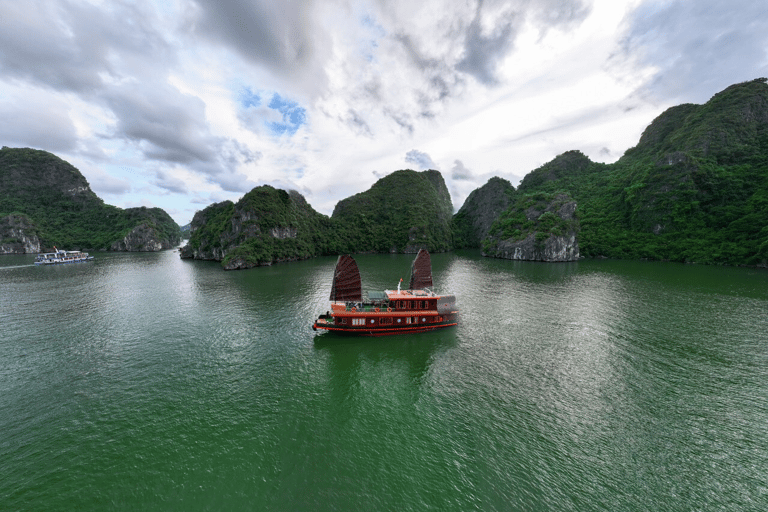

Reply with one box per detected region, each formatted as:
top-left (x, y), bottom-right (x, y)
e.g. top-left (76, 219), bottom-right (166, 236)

top-left (34, 257), bottom-right (93, 265)
top-left (313, 320), bottom-right (458, 337)
top-left (312, 309), bottom-right (458, 337)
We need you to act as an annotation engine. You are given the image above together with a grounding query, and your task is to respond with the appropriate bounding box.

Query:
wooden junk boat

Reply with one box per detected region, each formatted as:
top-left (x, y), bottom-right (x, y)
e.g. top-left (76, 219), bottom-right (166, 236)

top-left (312, 249), bottom-right (458, 336)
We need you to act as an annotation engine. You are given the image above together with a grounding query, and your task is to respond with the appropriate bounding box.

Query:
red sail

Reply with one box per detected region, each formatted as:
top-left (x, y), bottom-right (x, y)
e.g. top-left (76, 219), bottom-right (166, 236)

top-left (329, 254), bottom-right (362, 301)
top-left (409, 249), bottom-right (433, 290)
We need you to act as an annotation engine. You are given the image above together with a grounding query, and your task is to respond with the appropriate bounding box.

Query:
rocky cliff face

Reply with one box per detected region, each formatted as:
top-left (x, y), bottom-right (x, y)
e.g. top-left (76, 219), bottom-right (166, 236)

top-left (483, 193), bottom-right (580, 262)
top-left (452, 176), bottom-right (515, 248)
top-left (110, 222), bottom-right (174, 251)
top-left (491, 232), bottom-right (579, 262)
top-left (0, 214), bottom-right (41, 253)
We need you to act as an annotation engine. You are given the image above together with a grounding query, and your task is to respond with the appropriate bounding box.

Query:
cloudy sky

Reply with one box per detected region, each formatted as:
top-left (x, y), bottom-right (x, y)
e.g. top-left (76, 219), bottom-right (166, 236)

top-left (1, 0), bottom-right (766, 225)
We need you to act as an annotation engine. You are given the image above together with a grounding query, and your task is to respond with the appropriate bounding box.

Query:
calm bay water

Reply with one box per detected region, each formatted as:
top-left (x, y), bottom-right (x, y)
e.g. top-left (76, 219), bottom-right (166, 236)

top-left (1, 250), bottom-right (767, 511)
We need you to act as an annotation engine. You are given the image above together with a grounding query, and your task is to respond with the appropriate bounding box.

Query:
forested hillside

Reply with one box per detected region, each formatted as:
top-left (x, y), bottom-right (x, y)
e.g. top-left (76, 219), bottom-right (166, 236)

top-left (181, 186), bottom-right (333, 269)
top-left (180, 170), bottom-right (455, 269)
top-left (478, 78), bottom-right (768, 266)
top-left (331, 169), bottom-right (454, 254)
top-left (0, 147), bottom-right (181, 251)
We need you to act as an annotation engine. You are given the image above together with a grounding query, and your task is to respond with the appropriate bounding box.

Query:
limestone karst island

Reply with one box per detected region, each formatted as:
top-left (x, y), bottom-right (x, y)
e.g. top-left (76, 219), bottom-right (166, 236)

top-left (1, 79), bottom-right (767, 268)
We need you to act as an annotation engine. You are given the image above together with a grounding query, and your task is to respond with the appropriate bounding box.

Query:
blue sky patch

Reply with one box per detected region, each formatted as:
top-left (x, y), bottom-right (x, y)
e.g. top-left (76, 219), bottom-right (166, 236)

top-left (266, 94), bottom-right (307, 136)
top-left (238, 87), bottom-right (306, 136)
top-left (239, 87), bottom-right (261, 109)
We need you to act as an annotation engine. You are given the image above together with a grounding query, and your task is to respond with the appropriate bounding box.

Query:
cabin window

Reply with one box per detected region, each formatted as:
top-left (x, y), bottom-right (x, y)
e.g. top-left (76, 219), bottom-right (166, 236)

top-left (352, 318), bottom-right (364, 326)
top-left (381, 317), bottom-right (393, 325)
top-left (406, 317), bottom-right (412, 324)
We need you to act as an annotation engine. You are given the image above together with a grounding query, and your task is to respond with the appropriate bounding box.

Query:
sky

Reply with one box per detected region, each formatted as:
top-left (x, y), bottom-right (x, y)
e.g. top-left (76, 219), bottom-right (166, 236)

top-left (1, 0), bottom-right (767, 225)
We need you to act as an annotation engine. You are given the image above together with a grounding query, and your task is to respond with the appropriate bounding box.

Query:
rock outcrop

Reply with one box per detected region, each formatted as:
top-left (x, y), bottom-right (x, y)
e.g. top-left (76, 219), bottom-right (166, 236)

top-left (0, 214), bottom-right (41, 253)
top-left (110, 222), bottom-right (174, 251)
top-left (483, 192), bottom-right (579, 262)
top-left (452, 176), bottom-right (515, 248)
top-left (180, 187), bottom-right (329, 269)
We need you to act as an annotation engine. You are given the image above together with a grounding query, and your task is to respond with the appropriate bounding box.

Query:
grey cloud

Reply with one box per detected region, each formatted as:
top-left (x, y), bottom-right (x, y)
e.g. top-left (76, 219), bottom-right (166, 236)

top-left (195, 139), bottom-right (260, 193)
top-left (0, 0), bottom-right (264, 197)
top-left (405, 149), bottom-right (436, 170)
top-left (451, 160), bottom-right (474, 180)
top-left (105, 84), bottom-right (260, 194)
top-left (381, 0), bottom-right (590, 130)
top-left (451, 0), bottom-right (590, 86)
top-left (345, 110), bottom-right (373, 137)
top-left (104, 84), bottom-right (217, 165)
top-left (191, 195), bottom-right (214, 205)
top-left (0, 102), bottom-right (78, 152)
top-left (221, 139), bottom-right (262, 167)
top-left (529, 0), bottom-right (591, 28)
top-left (619, 0), bottom-right (768, 103)
top-left (385, 108), bottom-right (415, 135)
top-left (90, 174), bottom-right (132, 196)
top-left (213, 170), bottom-right (257, 193)
top-left (455, 6), bottom-right (517, 86)
top-left (189, 0), bottom-right (321, 82)
top-left (0, 1), bottom-right (172, 93)
top-left (154, 171), bottom-right (189, 195)
top-left (394, 33), bottom-right (463, 106)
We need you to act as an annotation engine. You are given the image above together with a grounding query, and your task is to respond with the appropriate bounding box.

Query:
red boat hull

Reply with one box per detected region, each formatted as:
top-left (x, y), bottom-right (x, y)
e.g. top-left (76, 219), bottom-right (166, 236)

top-left (312, 308), bottom-right (458, 337)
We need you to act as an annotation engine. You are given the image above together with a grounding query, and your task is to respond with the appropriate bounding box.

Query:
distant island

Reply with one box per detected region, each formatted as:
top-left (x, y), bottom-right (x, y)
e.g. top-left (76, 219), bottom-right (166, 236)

top-left (0, 147), bottom-right (181, 253)
top-left (2, 79), bottom-right (766, 267)
top-left (179, 169), bottom-right (454, 269)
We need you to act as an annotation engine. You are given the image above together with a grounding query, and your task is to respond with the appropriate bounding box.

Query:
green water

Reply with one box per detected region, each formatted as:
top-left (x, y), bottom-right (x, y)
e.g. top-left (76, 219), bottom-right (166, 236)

top-left (1, 250), bottom-right (767, 511)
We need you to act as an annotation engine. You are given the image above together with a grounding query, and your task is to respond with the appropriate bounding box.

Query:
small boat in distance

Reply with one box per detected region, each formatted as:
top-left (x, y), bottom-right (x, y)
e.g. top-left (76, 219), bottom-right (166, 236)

top-left (312, 249), bottom-right (458, 336)
top-left (34, 247), bottom-right (94, 265)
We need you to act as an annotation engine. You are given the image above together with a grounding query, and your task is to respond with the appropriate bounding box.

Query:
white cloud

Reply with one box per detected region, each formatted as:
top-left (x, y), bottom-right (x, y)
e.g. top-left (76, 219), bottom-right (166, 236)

top-left (0, 0), bottom-right (764, 224)
top-left (405, 150), bottom-right (436, 170)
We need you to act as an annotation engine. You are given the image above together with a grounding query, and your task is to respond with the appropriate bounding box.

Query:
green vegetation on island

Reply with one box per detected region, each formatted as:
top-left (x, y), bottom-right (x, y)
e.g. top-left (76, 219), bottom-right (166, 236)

top-left (470, 78), bottom-right (768, 266)
top-left (331, 169), bottom-right (454, 254)
top-left (0, 147), bottom-right (181, 251)
top-left (4, 79), bottom-right (766, 267)
top-left (181, 186), bottom-right (334, 269)
top-left (484, 192), bottom-right (579, 252)
top-left (181, 170), bottom-right (455, 269)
